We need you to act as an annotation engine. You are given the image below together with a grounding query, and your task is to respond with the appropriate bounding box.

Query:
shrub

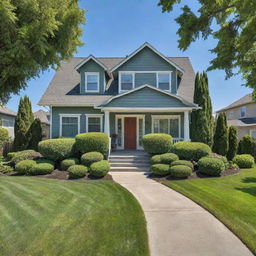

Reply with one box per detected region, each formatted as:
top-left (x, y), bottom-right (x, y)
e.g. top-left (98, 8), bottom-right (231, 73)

top-left (35, 158), bottom-right (55, 166)
top-left (12, 150), bottom-right (39, 164)
top-left (160, 153), bottom-right (179, 164)
top-left (81, 152), bottom-right (104, 167)
top-left (208, 153), bottom-right (229, 169)
top-left (150, 155), bottom-right (162, 165)
top-left (169, 165), bottom-right (192, 178)
top-left (198, 157), bottom-right (225, 176)
top-left (7, 152), bottom-right (16, 160)
top-left (227, 126), bottom-right (238, 161)
top-left (0, 163), bottom-right (14, 174)
top-left (150, 164), bottom-right (170, 176)
top-left (75, 133), bottom-right (109, 155)
top-left (89, 160), bottom-right (110, 178)
top-left (0, 127), bottom-right (9, 149)
top-left (28, 163), bottom-right (54, 175)
top-left (239, 135), bottom-right (254, 155)
top-left (171, 160), bottom-right (194, 170)
top-left (233, 154), bottom-right (254, 168)
top-left (15, 160), bottom-right (36, 174)
top-left (60, 158), bottom-right (79, 171)
top-left (68, 165), bottom-right (88, 179)
top-left (38, 138), bottom-right (76, 161)
top-left (142, 133), bottom-right (173, 154)
top-left (173, 141), bottom-right (211, 161)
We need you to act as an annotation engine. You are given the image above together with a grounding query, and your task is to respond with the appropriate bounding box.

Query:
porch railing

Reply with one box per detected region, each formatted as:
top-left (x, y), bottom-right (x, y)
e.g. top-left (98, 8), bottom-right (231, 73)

top-left (173, 138), bottom-right (184, 144)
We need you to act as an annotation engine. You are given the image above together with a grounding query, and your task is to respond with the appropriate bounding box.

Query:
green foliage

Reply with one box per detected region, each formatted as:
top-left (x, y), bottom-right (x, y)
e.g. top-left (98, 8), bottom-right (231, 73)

top-left (0, 127), bottom-right (9, 149)
top-left (239, 134), bottom-right (254, 155)
top-left (150, 164), bottom-right (170, 176)
top-left (60, 158), bottom-right (79, 171)
top-left (198, 157), bottom-right (225, 176)
top-left (28, 163), bottom-right (54, 175)
top-left (68, 165), bottom-right (88, 179)
top-left (208, 153), bottom-right (229, 169)
top-left (89, 160), bottom-right (110, 178)
top-left (7, 152), bottom-right (16, 160)
top-left (27, 118), bottom-right (42, 151)
top-left (75, 133), bottom-right (109, 155)
top-left (227, 126), bottom-right (238, 160)
top-left (233, 154), bottom-right (254, 168)
top-left (38, 138), bottom-right (76, 161)
top-left (169, 165), bottom-right (192, 178)
top-left (15, 160), bottom-right (36, 174)
top-left (11, 150), bottom-right (38, 164)
top-left (81, 152), bottom-right (104, 167)
top-left (142, 133), bottom-right (173, 154)
top-left (212, 113), bottom-right (228, 156)
top-left (173, 141), bottom-right (211, 161)
top-left (0, 163), bottom-right (13, 174)
top-left (170, 160), bottom-right (194, 170)
top-left (35, 158), bottom-right (55, 166)
top-left (159, 153), bottom-right (179, 164)
top-left (150, 155), bottom-right (162, 165)
top-left (0, 0), bottom-right (85, 104)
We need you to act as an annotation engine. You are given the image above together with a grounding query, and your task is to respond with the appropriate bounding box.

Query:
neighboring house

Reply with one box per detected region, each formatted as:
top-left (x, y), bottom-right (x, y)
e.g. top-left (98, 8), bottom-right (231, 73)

top-left (39, 42), bottom-right (199, 150)
top-left (34, 110), bottom-right (50, 139)
top-left (0, 106), bottom-right (16, 138)
top-left (217, 93), bottom-right (256, 140)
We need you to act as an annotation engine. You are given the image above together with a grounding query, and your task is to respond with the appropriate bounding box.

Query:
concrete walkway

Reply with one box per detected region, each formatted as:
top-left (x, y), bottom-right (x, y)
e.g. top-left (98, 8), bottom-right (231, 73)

top-left (111, 172), bottom-right (253, 256)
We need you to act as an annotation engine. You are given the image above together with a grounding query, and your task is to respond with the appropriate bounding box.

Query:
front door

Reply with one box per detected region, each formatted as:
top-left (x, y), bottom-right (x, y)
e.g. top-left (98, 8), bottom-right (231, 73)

top-left (124, 117), bottom-right (137, 150)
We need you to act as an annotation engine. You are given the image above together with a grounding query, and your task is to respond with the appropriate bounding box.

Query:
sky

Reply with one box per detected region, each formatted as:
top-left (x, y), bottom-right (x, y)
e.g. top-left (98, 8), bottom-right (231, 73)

top-left (6, 0), bottom-right (252, 113)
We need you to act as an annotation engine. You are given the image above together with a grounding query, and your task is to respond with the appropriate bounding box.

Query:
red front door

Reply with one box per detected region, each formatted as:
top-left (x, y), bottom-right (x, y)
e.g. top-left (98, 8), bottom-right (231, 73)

top-left (124, 117), bottom-right (137, 150)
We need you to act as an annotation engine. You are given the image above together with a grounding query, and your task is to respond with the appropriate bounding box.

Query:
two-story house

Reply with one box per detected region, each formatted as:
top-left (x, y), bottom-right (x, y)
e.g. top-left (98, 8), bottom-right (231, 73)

top-left (217, 93), bottom-right (256, 140)
top-left (39, 43), bottom-right (199, 150)
top-left (0, 106), bottom-right (16, 138)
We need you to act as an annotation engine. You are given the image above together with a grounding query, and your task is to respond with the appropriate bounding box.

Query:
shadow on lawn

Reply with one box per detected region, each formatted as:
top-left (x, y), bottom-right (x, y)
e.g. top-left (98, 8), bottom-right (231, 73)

top-left (241, 177), bottom-right (256, 183)
top-left (236, 186), bottom-right (256, 196)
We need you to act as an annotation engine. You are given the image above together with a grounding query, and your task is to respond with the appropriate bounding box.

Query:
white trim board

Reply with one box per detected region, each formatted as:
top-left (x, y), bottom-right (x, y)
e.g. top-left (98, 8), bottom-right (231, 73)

top-left (100, 107), bottom-right (195, 112)
top-left (75, 55), bottom-right (108, 71)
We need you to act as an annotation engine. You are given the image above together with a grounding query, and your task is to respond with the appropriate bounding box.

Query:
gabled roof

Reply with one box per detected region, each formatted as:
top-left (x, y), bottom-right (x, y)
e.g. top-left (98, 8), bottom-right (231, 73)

top-left (75, 55), bottom-right (108, 71)
top-left (109, 42), bottom-right (184, 73)
top-left (0, 106), bottom-right (16, 117)
top-left (34, 110), bottom-right (50, 125)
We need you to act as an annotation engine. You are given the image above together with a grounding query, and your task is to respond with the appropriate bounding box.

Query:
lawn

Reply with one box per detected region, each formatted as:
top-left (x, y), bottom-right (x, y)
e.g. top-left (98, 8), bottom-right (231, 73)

top-left (0, 177), bottom-right (149, 256)
top-left (163, 167), bottom-right (256, 254)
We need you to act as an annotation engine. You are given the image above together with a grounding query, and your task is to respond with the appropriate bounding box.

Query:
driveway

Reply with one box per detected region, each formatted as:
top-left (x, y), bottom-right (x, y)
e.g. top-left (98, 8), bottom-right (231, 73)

top-left (111, 172), bottom-right (253, 256)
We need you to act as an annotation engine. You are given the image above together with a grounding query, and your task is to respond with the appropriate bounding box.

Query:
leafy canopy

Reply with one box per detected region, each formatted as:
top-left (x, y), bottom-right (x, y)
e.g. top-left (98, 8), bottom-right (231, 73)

top-left (0, 0), bottom-right (85, 104)
top-left (158, 0), bottom-right (256, 91)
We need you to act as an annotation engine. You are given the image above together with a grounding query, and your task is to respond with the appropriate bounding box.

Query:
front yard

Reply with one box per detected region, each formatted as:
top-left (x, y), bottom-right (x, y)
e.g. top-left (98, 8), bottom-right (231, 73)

top-left (0, 177), bottom-right (149, 256)
top-left (163, 167), bottom-right (256, 254)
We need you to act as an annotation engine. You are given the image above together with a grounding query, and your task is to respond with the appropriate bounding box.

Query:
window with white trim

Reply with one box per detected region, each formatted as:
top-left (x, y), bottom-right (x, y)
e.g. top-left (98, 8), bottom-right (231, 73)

top-left (120, 73), bottom-right (134, 92)
top-left (85, 72), bottom-right (99, 92)
top-left (60, 115), bottom-right (80, 137)
top-left (157, 72), bottom-right (171, 91)
top-left (86, 115), bottom-right (103, 132)
top-left (1, 119), bottom-right (14, 127)
top-left (240, 106), bottom-right (246, 118)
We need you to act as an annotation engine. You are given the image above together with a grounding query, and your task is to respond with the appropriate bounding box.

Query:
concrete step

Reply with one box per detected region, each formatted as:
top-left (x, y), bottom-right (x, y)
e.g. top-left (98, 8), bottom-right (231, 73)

top-left (111, 162), bottom-right (150, 167)
top-left (110, 166), bottom-right (150, 172)
top-left (109, 158), bottom-right (149, 163)
top-left (109, 155), bottom-right (150, 159)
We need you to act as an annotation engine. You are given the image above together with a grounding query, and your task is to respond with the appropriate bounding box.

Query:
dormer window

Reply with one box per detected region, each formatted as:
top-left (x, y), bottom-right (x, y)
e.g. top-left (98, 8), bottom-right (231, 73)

top-left (119, 72), bottom-right (134, 93)
top-left (240, 106), bottom-right (246, 118)
top-left (157, 72), bottom-right (171, 91)
top-left (85, 72), bottom-right (99, 92)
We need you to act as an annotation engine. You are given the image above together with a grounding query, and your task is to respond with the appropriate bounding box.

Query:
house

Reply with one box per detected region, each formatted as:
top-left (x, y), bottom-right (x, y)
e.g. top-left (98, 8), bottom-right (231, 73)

top-left (0, 106), bottom-right (16, 138)
top-left (39, 43), bottom-right (199, 150)
top-left (216, 93), bottom-right (256, 140)
top-left (34, 110), bottom-right (50, 139)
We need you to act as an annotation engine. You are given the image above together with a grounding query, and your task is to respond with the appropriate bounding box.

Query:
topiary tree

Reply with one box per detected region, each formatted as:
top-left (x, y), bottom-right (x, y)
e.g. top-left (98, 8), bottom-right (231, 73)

top-left (27, 118), bottom-right (42, 151)
top-left (212, 113), bottom-right (228, 156)
top-left (227, 126), bottom-right (238, 160)
top-left (239, 134), bottom-right (254, 155)
top-left (0, 127), bottom-right (9, 152)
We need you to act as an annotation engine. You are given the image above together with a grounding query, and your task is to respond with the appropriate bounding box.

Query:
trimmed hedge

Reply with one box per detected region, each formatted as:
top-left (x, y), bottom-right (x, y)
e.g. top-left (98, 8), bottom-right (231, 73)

top-left (7, 152), bottom-right (16, 160)
top-left (75, 133), bottom-right (109, 155)
top-left (28, 163), bottom-right (54, 175)
top-left (35, 158), bottom-right (55, 166)
top-left (68, 165), bottom-right (88, 179)
top-left (198, 157), bottom-right (225, 176)
top-left (171, 160), bottom-right (194, 170)
top-left (60, 158), bottom-right (79, 171)
top-left (150, 164), bottom-right (170, 176)
top-left (173, 142), bottom-right (211, 161)
top-left (15, 160), bottom-right (36, 175)
top-left (160, 153), bottom-right (179, 164)
top-left (12, 150), bottom-right (39, 164)
top-left (89, 160), bottom-right (110, 178)
top-left (142, 133), bottom-right (173, 154)
top-left (150, 155), bottom-right (162, 165)
top-left (208, 153), bottom-right (229, 169)
top-left (169, 165), bottom-right (192, 178)
top-left (81, 152), bottom-right (104, 167)
top-left (38, 138), bottom-right (76, 161)
top-left (233, 154), bottom-right (254, 168)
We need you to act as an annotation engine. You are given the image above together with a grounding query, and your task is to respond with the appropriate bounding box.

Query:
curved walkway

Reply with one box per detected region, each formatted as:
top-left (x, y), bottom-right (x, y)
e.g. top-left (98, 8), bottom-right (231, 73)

top-left (111, 172), bottom-right (253, 256)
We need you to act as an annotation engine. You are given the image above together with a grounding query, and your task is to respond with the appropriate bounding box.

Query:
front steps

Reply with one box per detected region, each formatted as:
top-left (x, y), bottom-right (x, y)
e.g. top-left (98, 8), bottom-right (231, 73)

top-left (109, 151), bottom-right (150, 172)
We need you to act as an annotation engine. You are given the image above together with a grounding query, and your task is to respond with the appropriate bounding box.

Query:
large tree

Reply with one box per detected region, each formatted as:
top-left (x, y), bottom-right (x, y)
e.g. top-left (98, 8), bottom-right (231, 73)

top-left (158, 0), bottom-right (256, 91)
top-left (0, 0), bottom-right (85, 104)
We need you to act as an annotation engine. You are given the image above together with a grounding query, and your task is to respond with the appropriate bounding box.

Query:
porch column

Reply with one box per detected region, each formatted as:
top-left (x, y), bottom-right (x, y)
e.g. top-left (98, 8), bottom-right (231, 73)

top-left (184, 111), bottom-right (190, 141)
top-left (104, 110), bottom-right (110, 136)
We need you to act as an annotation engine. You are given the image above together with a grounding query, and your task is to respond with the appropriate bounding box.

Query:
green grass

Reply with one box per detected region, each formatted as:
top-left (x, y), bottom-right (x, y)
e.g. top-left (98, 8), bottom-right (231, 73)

top-left (163, 167), bottom-right (256, 254)
top-left (0, 177), bottom-right (149, 256)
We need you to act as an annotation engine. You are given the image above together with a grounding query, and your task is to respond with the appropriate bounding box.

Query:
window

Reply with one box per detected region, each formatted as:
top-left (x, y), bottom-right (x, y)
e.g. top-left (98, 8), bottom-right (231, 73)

top-left (157, 72), bottom-right (171, 91)
top-left (86, 115), bottom-right (103, 132)
top-left (1, 119), bottom-right (14, 127)
top-left (85, 72), bottom-right (99, 92)
top-left (120, 72), bottom-right (134, 92)
top-left (60, 114), bottom-right (80, 137)
top-left (250, 129), bottom-right (256, 139)
top-left (240, 106), bottom-right (246, 118)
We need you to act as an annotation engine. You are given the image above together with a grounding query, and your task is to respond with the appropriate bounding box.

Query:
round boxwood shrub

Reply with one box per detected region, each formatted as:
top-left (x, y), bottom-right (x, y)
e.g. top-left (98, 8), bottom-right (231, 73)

top-left (36, 158), bottom-right (55, 165)
top-left (38, 138), bottom-right (76, 161)
top-left (81, 152), bottom-right (104, 167)
top-left (173, 142), bottom-right (211, 161)
top-left (171, 160), bottom-right (194, 170)
top-left (28, 163), bottom-right (54, 175)
top-left (208, 153), bottom-right (229, 169)
top-left (12, 150), bottom-right (40, 164)
top-left (150, 155), bottom-right (162, 165)
top-left (15, 160), bottom-right (36, 175)
top-left (142, 133), bottom-right (173, 154)
top-left (75, 133), bottom-right (109, 155)
top-left (7, 152), bottom-right (16, 160)
top-left (160, 153), bottom-right (179, 164)
top-left (60, 158), bottom-right (79, 171)
top-left (68, 165), bottom-right (88, 179)
top-left (233, 154), bottom-right (254, 168)
top-left (89, 160), bottom-right (110, 178)
top-left (198, 157), bottom-right (225, 176)
top-left (150, 164), bottom-right (170, 176)
top-left (169, 165), bottom-right (192, 178)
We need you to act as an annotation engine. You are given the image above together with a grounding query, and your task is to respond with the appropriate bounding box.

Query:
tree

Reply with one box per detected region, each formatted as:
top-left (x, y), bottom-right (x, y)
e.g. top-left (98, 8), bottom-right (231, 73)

top-left (0, 127), bottom-right (9, 150)
top-left (158, 1), bottom-right (256, 92)
top-left (190, 72), bottom-right (213, 146)
top-left (227, 126), bottom-right (238, 160)
top-left (212, 113), bottom-right (228, 156)
top-left (27, 118), bottom-right (42, 151)
top-left (239, 134), bottom-right (254, 155)
top-left (0, 0), bottom-right (85, 104)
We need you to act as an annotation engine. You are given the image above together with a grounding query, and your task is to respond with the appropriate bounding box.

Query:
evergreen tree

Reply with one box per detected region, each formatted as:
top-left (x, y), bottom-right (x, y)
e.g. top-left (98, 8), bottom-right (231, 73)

top-left (212, 113), bottom-right (228, 156)
top-left (27, 118), bottom-right (42, 151)
top-left (239, 134), bottom-right (254, 155)
top-left (227, 126), bottom-right (238, 160)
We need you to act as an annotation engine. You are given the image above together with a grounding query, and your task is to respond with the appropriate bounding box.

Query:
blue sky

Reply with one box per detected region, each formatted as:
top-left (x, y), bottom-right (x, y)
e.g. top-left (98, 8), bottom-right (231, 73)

top-left (7, 0), bottom-right (252, 113)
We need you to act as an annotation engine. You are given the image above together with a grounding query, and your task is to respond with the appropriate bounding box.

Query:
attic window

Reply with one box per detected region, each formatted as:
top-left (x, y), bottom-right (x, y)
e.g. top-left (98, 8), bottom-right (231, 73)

top-left (119, 72), bottom-right (134, 92)
top-left (85, 72), bottom-right (99, 92)
top-left (240, 106), bottom-right (246, 118)
top-left (157, 72), bottom-right (171, 91)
